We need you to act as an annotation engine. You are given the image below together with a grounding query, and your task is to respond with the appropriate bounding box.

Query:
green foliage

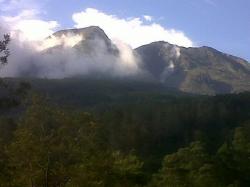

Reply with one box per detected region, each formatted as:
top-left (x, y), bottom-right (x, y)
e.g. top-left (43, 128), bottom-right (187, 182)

top-left (69, 151), bottom-right (143, 187)
top-left (149, 142), bottom-right (220, 187)
top-left (0, 117), bottom-right (16, 187)
top-left (150, 123), bottom-right (250, 187)
top-left (5, 95), bottom-right (144, 187)
top-left (0, 33), bottom-right (250, 186)
top-left (1, 77), bottom-right (250, 186)
top-left (217, 122), bottom-right (250, 186)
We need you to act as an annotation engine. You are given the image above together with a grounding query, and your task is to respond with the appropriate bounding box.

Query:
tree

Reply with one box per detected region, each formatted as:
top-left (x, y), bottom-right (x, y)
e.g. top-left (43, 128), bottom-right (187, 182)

top-left (0, 117), bottom-right (17, 187)
top-left (0, 34), bottom-right (10, 66)
top-left (217, 122), bottom-right (250, 186)
top-left (69, 150), bottom-right (144, 187)
top-left (8, 95), bottom-right (100, 186)
top-left (149, 142), bottom-right (221, 187)
top-left (0, 34), bottom-right (31, 112)
top-left (8, 95), bottom-right (144, 187)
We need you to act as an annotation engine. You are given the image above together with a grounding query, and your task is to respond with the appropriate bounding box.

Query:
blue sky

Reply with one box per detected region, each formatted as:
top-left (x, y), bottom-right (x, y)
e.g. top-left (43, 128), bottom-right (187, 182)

top-left (1, 0), bottom-right (250, 61)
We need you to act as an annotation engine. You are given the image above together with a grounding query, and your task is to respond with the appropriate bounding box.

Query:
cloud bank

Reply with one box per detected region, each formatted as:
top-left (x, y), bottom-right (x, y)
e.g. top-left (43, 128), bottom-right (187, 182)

top-left (0, 6), bottom-right (193, 78)
top-left (2, 9), bottom-right (59, 42)
top-left (0, 24), bottom-right (140, 78)
top-left (0, 31), bottom-right (140, 78)
top-left (73, 8), bottom-right (193, 48)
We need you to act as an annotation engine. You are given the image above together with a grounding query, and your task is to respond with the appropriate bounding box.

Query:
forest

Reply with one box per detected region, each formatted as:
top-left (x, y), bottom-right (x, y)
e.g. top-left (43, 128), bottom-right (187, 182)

top-left (1, 35), bottom-right (250, 187)
top-left (0, 77), bottom-right (250, 187)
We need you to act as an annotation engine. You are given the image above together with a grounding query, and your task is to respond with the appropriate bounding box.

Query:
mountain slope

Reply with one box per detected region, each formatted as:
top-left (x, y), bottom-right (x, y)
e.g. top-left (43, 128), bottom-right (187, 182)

top-left (136, 41), bottom-right (250, 95)
top-left (44, 26), bottom-right (119, 55)
top-left (42, 27), bottom-right (250, 95)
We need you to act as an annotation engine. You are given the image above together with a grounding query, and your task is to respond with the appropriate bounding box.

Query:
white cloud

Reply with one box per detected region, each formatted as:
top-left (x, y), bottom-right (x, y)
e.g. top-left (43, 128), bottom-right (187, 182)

top-left (0, 0), bottom-right (40, 11)
top-left (37, 34), bottom-right (84, 51)
top-left (1, 9), bottom-right (59, 42)
top-left (12, 19), bottom-right (59, 41)
top-left (2, 9), bottom-right (39, 22)
top-left (0, 7), bottom-right (140, 78)
top-left (0, 0), bottom-right (58, 42)
top-left (72, 8), bottom-right (193, 48)
top-left (143, 15), bottom-right (153, 22)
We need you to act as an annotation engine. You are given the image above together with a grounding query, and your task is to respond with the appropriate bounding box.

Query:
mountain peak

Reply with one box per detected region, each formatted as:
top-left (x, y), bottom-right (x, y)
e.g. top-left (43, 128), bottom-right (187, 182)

top-left (43, 26), bottom-right (250, 95)
top-left (44, 26), bottom-right (119, 55)
top-left (51, 26), bottom-right (109, 40)
top-left (136, 41), bottom-right (250, 95)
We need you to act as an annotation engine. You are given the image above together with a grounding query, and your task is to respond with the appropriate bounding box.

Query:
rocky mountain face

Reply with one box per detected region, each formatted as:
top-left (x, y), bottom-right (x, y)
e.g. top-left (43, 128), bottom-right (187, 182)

top-left (45, 26), bottom-right (119, 55)
top-left (136, 41), bottom-right (250, 95)
top-left (44, 27), bottom-right (250, 95)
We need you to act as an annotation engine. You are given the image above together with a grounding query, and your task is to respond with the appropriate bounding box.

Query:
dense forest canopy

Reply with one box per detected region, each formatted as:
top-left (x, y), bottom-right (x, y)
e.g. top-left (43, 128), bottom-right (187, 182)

top-left (1, 83), bottom-right (250, 186)
top-left (0, 35), bottom-right (250, 187)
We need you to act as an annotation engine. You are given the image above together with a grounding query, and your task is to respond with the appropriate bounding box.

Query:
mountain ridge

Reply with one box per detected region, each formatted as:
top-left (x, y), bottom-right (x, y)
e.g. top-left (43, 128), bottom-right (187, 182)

top-left (42, 27), bottom-right (250, 95)
top-left (135, 40), bottom-right (250, 94)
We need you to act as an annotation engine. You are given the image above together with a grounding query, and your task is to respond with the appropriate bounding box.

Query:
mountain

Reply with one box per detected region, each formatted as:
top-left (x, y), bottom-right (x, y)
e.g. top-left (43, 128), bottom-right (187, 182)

top-left (44, 26), bottom-right (119, 55)
top-left (42, 27), bottom-right (250, 95)
top-left (136, 41), bottom-right (250, 95)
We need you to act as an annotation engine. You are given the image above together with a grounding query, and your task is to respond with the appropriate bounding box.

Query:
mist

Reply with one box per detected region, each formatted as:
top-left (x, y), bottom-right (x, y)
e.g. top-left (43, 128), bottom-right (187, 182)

top-left (0, 26), bottom-right (142, 79)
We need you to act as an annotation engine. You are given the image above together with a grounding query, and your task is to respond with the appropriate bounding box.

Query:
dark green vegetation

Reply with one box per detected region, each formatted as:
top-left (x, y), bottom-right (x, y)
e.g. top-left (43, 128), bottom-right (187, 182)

top-left (1, 77), bottom-right (250, 187)
top-left (1, 32), bottom-right (250, 186)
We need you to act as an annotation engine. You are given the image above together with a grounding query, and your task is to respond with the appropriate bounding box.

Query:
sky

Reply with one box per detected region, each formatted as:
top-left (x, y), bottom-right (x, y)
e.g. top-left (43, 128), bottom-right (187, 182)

top-left (0, 0), bottom-right (250, 61)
